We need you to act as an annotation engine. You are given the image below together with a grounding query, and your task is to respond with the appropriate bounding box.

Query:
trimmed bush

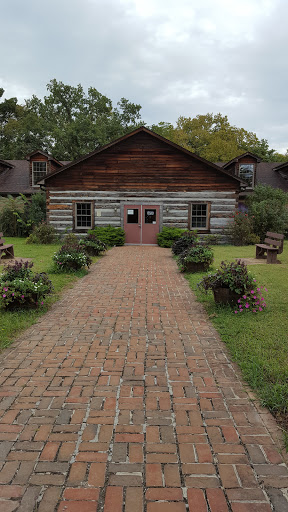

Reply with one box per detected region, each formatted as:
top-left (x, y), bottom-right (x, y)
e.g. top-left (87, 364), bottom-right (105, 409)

top-left (171, 231), bottom-right (199, 255)
top-left (157, 227), bottom-right (185, 248)
top-left (80, 233), bottom-right (106, 255)
top-left (178, 244), bottom-right (214, 272)
top-left (88, 225), bottom-right (125, 246)
top-left (26, 222), bottom-right (58, 244)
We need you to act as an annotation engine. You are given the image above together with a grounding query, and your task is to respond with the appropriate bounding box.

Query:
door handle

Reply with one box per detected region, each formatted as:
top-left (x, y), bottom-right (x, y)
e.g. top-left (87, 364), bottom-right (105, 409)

top-left (138, 224), bottom-right (141, 227)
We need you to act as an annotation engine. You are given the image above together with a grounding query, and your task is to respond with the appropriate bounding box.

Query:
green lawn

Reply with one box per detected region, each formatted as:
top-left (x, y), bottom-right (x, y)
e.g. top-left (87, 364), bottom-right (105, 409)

top-left (185, 242), bottom-right (288, 437)
top-left (0, 237), bottom-right (99, 350)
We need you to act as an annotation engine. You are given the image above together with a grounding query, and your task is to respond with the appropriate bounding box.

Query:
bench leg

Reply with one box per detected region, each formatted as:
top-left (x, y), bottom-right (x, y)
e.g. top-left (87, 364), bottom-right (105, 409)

top-left (256, 246), bottom-right (265, 259)
top-left (267, 250), bottom-right (277, 264)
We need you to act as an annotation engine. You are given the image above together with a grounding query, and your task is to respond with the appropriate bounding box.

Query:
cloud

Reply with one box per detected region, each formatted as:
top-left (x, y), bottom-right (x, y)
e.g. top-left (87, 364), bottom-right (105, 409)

top-left (0, 0), bottom-right (287, 152)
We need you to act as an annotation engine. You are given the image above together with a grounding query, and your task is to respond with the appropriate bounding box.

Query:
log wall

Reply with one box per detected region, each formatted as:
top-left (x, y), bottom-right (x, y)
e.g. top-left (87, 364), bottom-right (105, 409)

top-left (47, 189), bottom-right (237, 241)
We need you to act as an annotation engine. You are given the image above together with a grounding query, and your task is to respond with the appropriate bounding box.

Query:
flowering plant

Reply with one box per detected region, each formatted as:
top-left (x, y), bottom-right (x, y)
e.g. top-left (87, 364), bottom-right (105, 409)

top-left (53, 243), bottom-right (92, 271)
top-left (0, 260), bottom-right (53, 309)
top-left (198, 260), bottom-right (254, 295)
top-left (235, 281), bottom-right (268, 314)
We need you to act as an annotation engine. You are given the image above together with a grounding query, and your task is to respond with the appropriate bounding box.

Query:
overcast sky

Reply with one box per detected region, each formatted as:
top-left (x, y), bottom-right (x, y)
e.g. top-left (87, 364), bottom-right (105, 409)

top-left (1, 0), bottom-right (288, 153)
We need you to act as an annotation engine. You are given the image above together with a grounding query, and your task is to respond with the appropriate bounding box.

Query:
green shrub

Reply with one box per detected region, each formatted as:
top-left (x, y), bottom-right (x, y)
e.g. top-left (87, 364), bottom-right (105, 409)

top-left (157, 227), bottom-right (185, 248)
top-left (52, 243), bottom-right (92, 272)
top-left (247, 185), bottom-right (288, 242)
top-left (0, 260), bottom-right (53, 309)
top-left (88, 225), bottom-right (125, 246)
top-left (79, 233), bottom-right (106, 255)
top-left (26, 222), bottom-right (58, 244)
top-left (62, 233), bottom-right (79, 247)
top-left (0, 195), bottom-right (25, 236)
top-left (171, 231), bottom-right (199, 255)
top-left (178, 244), bottom-right (214, 272)
top-left (226, 211), bottom-right (259, 246)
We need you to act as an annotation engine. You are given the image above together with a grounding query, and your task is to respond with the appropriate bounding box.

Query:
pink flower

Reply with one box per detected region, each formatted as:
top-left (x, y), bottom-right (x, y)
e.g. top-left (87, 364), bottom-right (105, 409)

top-left (41, 301), bottom-right (44, 305)
top-left (264, 288), bottom-right (268, 292)
top-left (12, 293), bottom-right (14, 296)
top-left (237, 299), bottom-right (241, 303)
top-left (21, 295), bottom-right (24, 299)
top-left (243, 295), bottom-right (247, 299)
top-left (245, 303), bottom-right (249, 308)
top-left (253, 296), bottom-right (257, 299)
top-left (2, 294), bottom-right (6, 298)
top-left (252, 309), bottom-right (256, 313)
top-left (3, 287), bottom-right (8, 292)
top-left (253, 278), bottom-right (256, 282)
top-left (234, 311), bottom-right (238, 314)
top-left (250, 290), bottom-right (255, 294)
top-left (257, 288), bottom-right (260, 292)
top-left (259, 306), bottom-right (263, 311)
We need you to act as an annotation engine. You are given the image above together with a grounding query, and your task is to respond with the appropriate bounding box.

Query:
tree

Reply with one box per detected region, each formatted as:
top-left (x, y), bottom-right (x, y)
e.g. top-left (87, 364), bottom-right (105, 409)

top-left (247, 185), bottom-right (288, 241)
top-left (151, 113), bottom-right (288, 163)
top-left (0, 80), bottom-right (143, 160)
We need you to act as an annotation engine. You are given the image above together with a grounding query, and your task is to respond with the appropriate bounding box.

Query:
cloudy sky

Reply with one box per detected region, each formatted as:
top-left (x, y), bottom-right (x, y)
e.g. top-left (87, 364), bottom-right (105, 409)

top-left (1, 0), bottom-right (288, 152)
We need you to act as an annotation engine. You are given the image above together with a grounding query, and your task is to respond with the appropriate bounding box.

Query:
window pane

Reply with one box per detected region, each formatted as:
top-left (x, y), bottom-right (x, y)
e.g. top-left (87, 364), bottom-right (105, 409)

top-left (32, 161), bottom-right (47, 185)
top-left (191, 203), bottom-right (207, 229)
top-left (127, 209), bottom-right (139, 224)
top-left (239, 164), bottom-right (254, 187)
top-left (145, 209), bottom-right (156, 224)
top-left (76, 203), bottom-right (92, 228)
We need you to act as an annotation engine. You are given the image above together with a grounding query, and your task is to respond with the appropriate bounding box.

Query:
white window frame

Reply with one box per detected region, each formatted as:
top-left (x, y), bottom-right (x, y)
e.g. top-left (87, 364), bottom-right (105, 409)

top-left (32, 161), bottom-right (47, 187)
top-left (190, 202), bottom-right (210, 231)
top-left (238, 163), bottom-right (255, 188)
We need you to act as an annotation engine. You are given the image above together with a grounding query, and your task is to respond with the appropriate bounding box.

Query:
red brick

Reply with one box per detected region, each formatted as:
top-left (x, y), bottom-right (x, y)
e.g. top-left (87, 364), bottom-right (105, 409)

top-left (40, 442), bottom-right (60, 461)
top-left (0, 485), bottom-right (24, 498)
top-left (164, 465), bottom-right (181, 487)
top-left (146, 464), bottom-right (163, 487)
top-left (63, 488), bottom-right (99, 500)
top-left (67, 462), bottom-right (87, 485)
top-left (58, 502), bottom-right (97, 512)
top-left (88, 463), bottom-right (106, 487)
top-left (104, 486), bottom-right (123, 512)
top-left (146, 488), bottom-right (183, 500)
top-left (125, 487), bottom-right (143, 512)
top-left (147, 503), bottom-right (186, 512)
top-left (206, 489), bottom-right (229, 511)
top-left (187, 488), bottom-right (207, 512)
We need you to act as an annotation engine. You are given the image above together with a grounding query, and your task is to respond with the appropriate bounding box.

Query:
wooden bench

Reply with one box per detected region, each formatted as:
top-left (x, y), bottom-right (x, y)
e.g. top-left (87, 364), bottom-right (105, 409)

top-left (0, 233), bottom-right (14, 260)
top-left (255, 231), bottom-right (284, 264)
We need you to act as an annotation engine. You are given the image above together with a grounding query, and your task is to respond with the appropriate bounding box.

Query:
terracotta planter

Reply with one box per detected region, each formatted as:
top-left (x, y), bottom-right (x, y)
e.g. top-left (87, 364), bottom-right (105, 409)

top-left (184, 261), bottom-right (210, 273)
top-left (213, 287), bottom-right (241, 305)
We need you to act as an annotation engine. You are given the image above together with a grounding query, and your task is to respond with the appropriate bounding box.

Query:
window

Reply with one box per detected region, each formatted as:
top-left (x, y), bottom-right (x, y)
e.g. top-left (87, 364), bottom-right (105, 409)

top-left (32, 161), bottom-right (47, 186)
top-left (75, 203), bottom-right (93, 229)
top-left (239, 163), bottom-right (254, 187)
top-left (127, 209), bottom-right (139, 224)
top-left (190, 203), bottom-right (210, 230)
top-left (145, 209), bottom-right (156, 224)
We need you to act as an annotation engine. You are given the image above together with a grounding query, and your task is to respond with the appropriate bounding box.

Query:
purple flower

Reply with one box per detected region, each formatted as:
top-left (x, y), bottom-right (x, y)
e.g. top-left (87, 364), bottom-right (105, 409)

top-left (21, 295), bottom-right (24, 299)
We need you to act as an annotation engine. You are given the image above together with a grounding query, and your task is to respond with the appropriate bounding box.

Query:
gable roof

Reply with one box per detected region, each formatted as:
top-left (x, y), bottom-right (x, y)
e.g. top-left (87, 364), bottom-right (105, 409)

top-left (222, 151), bottom-right (261, 169)
top-left (25, 150), bottom-right (63, 167)
top-left (273, 161), bottom-right (288, 172)
top-left (0, 159), bottom-right (14, 169)
top-left (42, 126), bottom-right (243, 185)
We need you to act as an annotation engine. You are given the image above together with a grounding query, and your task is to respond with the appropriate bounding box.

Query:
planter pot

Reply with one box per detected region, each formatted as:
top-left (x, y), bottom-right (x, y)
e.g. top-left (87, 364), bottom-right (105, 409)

top-left (184, 261), bottom-right (210, 273)
top-left (213, 287), bottom-right (241, 305)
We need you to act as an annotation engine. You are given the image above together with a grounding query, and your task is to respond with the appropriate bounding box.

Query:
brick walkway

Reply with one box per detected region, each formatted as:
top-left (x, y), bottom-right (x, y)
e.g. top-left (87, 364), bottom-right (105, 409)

top-left (0, 246), bottom-right (287, 512)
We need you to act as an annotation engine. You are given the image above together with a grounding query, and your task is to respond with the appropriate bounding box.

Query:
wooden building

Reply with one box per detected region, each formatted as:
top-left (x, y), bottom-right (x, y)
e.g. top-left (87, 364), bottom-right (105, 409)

top-left (42, 127), bottom-right (243, 244)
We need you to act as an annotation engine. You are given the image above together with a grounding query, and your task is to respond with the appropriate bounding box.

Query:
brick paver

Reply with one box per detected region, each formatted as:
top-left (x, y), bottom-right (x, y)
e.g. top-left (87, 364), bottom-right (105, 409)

top-left (0, 246), bottom-right (287, 511)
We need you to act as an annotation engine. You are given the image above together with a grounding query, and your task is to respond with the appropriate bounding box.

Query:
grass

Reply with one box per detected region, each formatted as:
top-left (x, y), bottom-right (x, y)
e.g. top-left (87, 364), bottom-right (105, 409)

top-left (184, 242), bottom-right (288, 434)
top-left (0, 237), bottom-right (99, 350)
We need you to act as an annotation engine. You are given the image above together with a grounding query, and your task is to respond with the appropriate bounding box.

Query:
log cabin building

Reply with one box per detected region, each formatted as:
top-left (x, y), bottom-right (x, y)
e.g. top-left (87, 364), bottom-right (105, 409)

top-left (41, 127), bottom-right (243, 244)
top-left (1, 127), bottom-right (288, 244)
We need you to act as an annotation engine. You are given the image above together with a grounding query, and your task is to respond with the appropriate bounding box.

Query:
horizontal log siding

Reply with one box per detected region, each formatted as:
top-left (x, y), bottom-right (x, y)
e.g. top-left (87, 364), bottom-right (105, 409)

top-left (47, 190), bottom-right (236, 239)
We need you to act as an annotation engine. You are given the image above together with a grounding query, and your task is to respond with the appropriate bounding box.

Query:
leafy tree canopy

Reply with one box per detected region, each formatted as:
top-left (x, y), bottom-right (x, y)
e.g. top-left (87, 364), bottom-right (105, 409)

top-left (1, 83), bottom-right (287, 163)
top-left (0, 80), bottom-right (143, 160)
top-left (151, 113), bottom-right (288, 163)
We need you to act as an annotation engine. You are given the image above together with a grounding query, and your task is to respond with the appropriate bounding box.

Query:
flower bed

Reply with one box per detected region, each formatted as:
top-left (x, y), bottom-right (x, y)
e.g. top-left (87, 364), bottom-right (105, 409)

top-left (0, 260), bottom-right (53, 309)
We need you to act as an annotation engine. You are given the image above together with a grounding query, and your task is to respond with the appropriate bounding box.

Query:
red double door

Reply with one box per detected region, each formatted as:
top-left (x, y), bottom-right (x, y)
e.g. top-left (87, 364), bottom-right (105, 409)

top-left (124, 205), bottom-right (160, 245)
